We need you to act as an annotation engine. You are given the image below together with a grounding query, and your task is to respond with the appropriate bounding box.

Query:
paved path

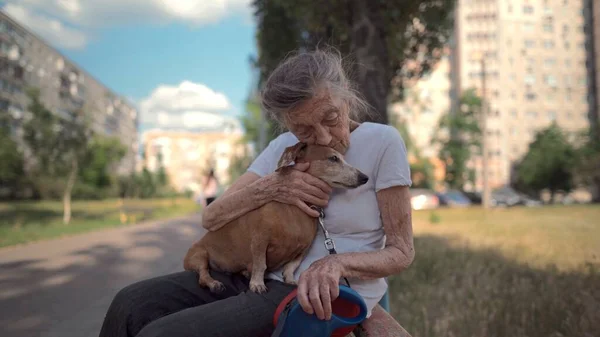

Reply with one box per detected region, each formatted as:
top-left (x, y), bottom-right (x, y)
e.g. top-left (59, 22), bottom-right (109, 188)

top-left (0, 214), bottom-right (206, 337)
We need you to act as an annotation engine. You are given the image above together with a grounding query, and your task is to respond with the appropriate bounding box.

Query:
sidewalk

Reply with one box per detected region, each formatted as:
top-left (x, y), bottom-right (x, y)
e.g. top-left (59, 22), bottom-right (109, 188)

top-left (0, 214), bottom-right (205, 337)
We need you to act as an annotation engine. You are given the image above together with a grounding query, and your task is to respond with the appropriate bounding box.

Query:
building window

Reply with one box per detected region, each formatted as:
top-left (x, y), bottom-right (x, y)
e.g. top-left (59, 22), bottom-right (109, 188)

top-left (523, 5), bottom-right (534, 14)
top-left (565, 59), bottom-right (571, 67)
top-left (548, 111), bottom-right (556, 120)
top-left (525, 74), bottom-right (535, 85)
top-left (525, 40), bottom-right (535, 48)
top-left (543, 24), bottom-right (553, 32)
top-left (526, 92), bottom-right (537, 101)
top-left (563, 25), bottom-right (569, 34)
top-left (544, 58), bottom-right (556, 67)
top-left (564, 41), bottom-right (570, 49)
top-left (543, 40), bottom-right (555, 49)
top-left (511, 110), bottom-right (518, 117)
top-left (524, 22), bottom-right (535, 32)
top-left (526, 111), bottom-right (538, 118)
top-left (544, 75), bottom-right (557, 87)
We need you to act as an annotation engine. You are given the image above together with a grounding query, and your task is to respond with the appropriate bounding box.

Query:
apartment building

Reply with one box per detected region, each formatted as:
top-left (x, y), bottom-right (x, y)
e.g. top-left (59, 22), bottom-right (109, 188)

top-left (389, 52), bottom-right (451, 189)
top-left (584, 0), bottom-right (599, 131)
top-left (453, 0), bottom-right (591, 190)
top-left (141, 123), bottom-right (246, 193)
top-left (0, 11), bottom-right (138, 173)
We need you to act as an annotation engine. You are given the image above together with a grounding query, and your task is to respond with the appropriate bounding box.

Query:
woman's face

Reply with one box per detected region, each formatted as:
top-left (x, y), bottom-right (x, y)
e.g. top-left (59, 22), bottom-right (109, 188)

top-left (285, 92), bottom-right (351, 154)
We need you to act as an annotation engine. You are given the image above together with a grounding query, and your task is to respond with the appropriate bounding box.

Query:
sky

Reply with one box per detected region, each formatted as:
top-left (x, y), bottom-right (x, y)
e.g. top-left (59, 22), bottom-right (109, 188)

top-left (1, 0), bottom-right (257, 133)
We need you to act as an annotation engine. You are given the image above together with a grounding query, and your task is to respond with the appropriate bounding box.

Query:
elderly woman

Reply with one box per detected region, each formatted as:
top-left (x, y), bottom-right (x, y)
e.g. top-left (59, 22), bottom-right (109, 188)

top-left (99, 49), bottom-right (414, 337)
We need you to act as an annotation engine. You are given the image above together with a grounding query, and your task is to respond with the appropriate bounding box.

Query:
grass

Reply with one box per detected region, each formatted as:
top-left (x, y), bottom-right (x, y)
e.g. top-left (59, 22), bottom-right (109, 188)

top-left (389, 205), bottom-right (600, 337)
top-left (0, 198), bottom-right (198, 248)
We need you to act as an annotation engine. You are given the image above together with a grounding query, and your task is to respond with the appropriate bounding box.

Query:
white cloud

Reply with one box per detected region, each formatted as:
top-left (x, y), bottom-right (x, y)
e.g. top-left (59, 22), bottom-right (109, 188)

top-left (3, 4), bottom-right (88, 49)
top-left (6, 0), bottom-right (252, 27)
top-left (140, 81), bottom-right (241, 131)
top-left (3, 0), bottom-right (253, 49)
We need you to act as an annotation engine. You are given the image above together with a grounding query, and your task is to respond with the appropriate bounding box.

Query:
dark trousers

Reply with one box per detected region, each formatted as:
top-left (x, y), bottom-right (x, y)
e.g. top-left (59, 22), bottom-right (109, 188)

top-left (99, 271), bottom-right (295, 337)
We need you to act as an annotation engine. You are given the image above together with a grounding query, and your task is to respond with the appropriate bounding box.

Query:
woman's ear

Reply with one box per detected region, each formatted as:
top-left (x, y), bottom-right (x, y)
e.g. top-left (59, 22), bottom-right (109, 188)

top-left (276, 142), bottom-right (307, 171)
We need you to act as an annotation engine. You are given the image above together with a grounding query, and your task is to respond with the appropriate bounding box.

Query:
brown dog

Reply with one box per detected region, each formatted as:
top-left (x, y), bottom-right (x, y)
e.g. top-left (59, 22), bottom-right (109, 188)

top-left (183, 142), bottom-right (369, 293)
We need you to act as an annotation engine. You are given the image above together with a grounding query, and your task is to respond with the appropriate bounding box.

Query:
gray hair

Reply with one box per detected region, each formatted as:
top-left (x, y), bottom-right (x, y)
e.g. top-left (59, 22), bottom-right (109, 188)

top-left (260, 48), bottom-right (371, 128)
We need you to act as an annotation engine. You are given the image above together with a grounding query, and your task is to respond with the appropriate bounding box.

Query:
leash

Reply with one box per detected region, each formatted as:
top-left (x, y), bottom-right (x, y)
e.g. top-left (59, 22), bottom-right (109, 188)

top-left (310, 205), bottom-right (351, 287)
top-left (270, 206), bottom-right (363, 337)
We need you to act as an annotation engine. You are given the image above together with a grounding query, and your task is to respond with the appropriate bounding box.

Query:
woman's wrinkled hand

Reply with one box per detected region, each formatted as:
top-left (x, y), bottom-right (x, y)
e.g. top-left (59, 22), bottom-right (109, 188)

top-left (297, 255), bottom-right (344, 320)
top-left (267, 162), bottom-right (332, 217)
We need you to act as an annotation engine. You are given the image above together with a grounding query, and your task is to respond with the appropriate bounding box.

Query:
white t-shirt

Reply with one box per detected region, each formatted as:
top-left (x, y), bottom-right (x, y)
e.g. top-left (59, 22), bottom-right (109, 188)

top-left (247, 122), bottom-right (412, 316)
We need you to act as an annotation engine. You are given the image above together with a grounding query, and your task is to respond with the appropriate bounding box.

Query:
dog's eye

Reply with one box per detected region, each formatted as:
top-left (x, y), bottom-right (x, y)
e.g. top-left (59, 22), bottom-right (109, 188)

top-left (328, 156), bottom-right (339, 162)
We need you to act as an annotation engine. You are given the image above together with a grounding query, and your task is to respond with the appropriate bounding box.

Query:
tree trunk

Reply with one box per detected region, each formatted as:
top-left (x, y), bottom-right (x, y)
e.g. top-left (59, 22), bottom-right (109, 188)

top-left (350, 0), bottom-right (390, 124)
top-left (63, 158), bottom-right (78, 225)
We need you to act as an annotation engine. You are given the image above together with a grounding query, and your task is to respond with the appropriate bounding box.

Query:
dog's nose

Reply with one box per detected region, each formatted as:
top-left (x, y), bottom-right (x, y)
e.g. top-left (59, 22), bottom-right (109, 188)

top-left (358, 173), bottom-right (369, 185)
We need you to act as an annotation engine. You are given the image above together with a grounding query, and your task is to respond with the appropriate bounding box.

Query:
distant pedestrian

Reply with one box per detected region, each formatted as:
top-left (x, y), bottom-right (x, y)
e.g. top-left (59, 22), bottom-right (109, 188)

top-left (202, 168), bottom-right (219, 206)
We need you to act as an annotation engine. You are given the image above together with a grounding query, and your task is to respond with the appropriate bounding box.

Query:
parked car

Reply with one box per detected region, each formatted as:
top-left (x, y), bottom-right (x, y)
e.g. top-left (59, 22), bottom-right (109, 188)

top-left (409, 188), bottom-right (439, 210)
top-left (437, 190), bottom-right (472, 207)
top-left (490, 187), bottom-right (522, 207)
top-left (491, 187), bottom-right (542, 207)
top-left (462, 191), bottom-right (482, 205)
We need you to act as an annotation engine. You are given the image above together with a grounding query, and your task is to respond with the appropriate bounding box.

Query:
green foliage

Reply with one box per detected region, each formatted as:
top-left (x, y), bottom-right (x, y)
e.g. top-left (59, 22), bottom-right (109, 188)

top-left (573, 122), bottom-right (600, 202)
top-left (252, 0), bottom-right (455, 122)
top-left (515, 123), bottom-right (577, 199)
top-left (0, 111), bottom-right (25, 196)
top-left (429, 211), bottom-right (441, 224)
top-left (79, 136), bottom-right (127, 189)
top-left (240, 99), bottom-right (280, 151)
top-left (433, 89), bottom-right (482, 190)
top-left (21, 89), bottom-right (91, 198)
top-left (155, 151), bottom-right (168, 187)
top-left (390, 114), bottom-right (436, 189)
top-left (228, 147), bottom-right (255, 184)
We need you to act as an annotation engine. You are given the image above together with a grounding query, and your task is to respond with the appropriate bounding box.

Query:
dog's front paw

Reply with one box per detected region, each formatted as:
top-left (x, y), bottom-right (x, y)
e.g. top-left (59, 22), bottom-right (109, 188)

top-left (249, 281), bottom-right (268, 294)
top-left (208, 280), bottom-right (226, 293)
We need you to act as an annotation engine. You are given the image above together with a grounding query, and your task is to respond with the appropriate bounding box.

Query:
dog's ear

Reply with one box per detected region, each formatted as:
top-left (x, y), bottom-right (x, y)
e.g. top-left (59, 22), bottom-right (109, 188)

top-left (276, 142), bottom-right (307, 171)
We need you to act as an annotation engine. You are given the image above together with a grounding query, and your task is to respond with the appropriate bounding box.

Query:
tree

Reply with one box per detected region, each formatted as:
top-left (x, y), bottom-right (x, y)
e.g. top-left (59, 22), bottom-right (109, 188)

top-left (253, 0), bottom-right (455, 124)
top-left (0, 110), bottom-right (25, 198)
top-left (155, 151), bottom-right (168, 188)
top-left (432, 89), bottom-right (482, 190)
top-left (228, 146), bottom-right (255, 184)
top-left (78, 135), bottom-right (127, 198)
top-left (22, 89), bottom-right (91, 224)
top-left (574, 122), bottom-right (600, 203)
top-left (515, 123), bottom-right (577, 202)
top-left (390, 114), bottom-right (435, 189)
top-left (241, 99), bottom-right (280, 152)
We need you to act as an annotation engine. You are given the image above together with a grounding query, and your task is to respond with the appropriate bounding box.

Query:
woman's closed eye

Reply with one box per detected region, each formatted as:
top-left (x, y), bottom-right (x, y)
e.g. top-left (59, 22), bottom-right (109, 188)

top-left (324, 112), bottom-right (339, 124)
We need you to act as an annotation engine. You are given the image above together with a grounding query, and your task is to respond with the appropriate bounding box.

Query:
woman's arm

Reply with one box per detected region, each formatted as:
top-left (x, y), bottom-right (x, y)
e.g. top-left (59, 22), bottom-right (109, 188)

top-left (336, 185), bottom-right (414, 277)
top-left (202, 163), bottom-right (332, 231)
top-left (297, 185), bottom-right (414, 319)
top-left (201, 172), bottom-right (269, 231)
